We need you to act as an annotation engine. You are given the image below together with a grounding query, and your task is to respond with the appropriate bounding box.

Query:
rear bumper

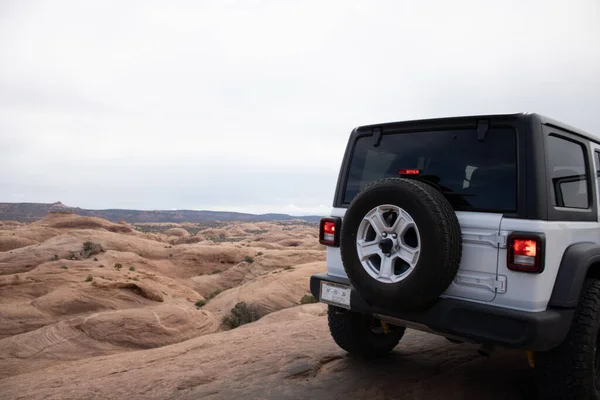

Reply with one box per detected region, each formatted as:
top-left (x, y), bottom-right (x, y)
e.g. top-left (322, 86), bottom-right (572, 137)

top-left (310, 273), bottom-right (574, 352)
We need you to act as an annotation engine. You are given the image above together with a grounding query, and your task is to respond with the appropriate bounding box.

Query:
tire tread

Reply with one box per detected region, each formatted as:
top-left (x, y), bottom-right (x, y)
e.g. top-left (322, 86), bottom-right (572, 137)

top-left (536, 279), bottom-right (600, 399)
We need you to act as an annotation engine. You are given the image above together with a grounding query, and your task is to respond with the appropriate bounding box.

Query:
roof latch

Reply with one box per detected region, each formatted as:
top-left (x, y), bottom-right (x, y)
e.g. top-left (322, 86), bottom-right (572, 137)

top-left (477, 119), bottom-right (490, 142)
top-left (373, 127), bottom-right (382, 147)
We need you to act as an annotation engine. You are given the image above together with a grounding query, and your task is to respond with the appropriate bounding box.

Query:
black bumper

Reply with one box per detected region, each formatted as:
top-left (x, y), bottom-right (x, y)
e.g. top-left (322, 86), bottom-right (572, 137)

top-left (310, 273), bottom-right (574, 352)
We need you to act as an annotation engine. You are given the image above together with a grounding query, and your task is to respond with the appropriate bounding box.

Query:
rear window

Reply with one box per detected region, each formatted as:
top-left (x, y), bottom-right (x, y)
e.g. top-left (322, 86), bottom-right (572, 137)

top-left (342, 128), bottom-right (518, 212)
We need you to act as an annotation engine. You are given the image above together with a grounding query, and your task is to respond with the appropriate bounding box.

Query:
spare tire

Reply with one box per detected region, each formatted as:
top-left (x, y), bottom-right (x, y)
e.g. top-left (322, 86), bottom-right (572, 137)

top-left (340, 178), bottom-right (462, 310)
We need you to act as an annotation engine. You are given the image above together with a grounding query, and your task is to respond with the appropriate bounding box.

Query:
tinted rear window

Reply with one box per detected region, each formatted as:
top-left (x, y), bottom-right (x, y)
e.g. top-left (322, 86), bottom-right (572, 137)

top-left (343, 128), bottom-right (518, 212)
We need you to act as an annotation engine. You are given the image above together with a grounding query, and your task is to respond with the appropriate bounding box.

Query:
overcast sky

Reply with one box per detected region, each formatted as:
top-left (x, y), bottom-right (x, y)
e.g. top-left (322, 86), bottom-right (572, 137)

top-left (1, 0), bottom-right (599, 215)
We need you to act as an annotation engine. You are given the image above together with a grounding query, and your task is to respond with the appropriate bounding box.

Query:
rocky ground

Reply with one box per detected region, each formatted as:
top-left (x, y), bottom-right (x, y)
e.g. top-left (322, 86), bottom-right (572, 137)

top-left (0, 213), bottom-right (534, 399)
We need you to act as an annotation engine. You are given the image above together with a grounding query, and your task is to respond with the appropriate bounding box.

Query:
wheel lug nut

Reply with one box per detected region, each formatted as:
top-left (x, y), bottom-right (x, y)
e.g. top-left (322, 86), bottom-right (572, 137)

top-left (385, 253), bottom-right (391, 257)
top-left (382, 232), bottom-right (387, 238)
top-left (392, 233), bottom-right (397, 239)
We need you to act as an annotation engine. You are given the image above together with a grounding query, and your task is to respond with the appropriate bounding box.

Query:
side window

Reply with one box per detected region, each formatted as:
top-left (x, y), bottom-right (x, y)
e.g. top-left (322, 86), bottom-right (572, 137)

top-left (547, 135), bottom-right (589, 209)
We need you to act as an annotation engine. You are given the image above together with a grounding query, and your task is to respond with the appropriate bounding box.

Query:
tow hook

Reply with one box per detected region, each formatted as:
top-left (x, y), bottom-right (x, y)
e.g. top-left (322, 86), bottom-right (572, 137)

top-left (527, 351), bottom-right (535, 368)
top-left (381, 320), bottom-right (390, 334)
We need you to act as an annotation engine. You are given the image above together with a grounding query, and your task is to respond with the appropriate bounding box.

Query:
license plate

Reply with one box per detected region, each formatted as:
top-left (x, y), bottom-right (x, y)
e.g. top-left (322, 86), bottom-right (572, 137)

top-left (320, 282), bottom-right (351, 309)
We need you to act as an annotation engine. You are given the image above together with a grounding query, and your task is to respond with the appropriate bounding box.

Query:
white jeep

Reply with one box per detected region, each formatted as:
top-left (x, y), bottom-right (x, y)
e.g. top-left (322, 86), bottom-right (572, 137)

top-left (310, 113), bottom-right (600, 399)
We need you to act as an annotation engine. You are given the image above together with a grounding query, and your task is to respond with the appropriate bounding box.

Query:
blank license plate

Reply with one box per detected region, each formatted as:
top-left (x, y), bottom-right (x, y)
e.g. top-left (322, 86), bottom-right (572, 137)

top-left (320, 282), bottom-right (351, 309)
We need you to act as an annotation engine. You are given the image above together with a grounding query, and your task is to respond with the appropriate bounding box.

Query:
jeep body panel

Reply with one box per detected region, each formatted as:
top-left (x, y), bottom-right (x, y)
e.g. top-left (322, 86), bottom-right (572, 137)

top-left (316, 112), bottom-right (600, 349)
top-left (496, 218), bottom-right (600, 311)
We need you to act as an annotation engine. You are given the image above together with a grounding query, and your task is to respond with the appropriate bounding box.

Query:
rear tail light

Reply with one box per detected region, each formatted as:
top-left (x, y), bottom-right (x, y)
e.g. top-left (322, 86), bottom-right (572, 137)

top-left (507, 233), bottom-right (545, 273)
top-left (319, 217), bottom-right (341, 247)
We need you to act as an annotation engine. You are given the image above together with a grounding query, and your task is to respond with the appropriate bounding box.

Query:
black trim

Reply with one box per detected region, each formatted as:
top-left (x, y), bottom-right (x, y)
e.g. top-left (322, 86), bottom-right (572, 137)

top-left (549, 242), bottom-right (600, 308)
top-left (311, 273), bottom-right (574, 351)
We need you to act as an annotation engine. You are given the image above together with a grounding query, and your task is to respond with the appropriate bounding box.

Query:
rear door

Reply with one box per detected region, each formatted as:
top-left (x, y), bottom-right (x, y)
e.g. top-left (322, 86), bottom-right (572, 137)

top-left (442, 212), bottom-right (505, 301)
top-left (337, 125), bottom-right (518, 302)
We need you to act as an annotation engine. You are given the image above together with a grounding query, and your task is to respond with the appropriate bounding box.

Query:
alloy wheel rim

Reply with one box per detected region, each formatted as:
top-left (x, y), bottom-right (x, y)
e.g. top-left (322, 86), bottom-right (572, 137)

top-left (355, 204), bottom-right (421, 284)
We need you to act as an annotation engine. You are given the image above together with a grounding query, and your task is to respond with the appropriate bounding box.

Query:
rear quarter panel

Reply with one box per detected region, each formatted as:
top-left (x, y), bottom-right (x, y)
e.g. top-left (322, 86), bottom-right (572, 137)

top-left (495, 218), bottom-right (600, 312)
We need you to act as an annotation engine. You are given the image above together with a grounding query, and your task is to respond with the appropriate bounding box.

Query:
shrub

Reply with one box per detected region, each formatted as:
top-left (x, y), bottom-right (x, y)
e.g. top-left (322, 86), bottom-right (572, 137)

top-left (129, 266), bottom-right (135, 271)
top-left (60, 265), bottom-right (68, 270)
top-left (284, 265), bottom-right (294, 270)
top-left (93, 257), bottom-right (98, 261)
top-left (211, 269), bottom-right (222, 275)
top-left (83, 241), bottom-right (94, 252)
top-left (300, 294), bottom-right (318, 304)
top-left (195, 299), bottom-right (206, 307)
top-left (51, 255), bottom-right (59, 261)
top-left (244, 256), bottom-right (254, 264)
top-left (206, 289), bottom-right (222, 300)
top-left (222, 302), bottom-right (261, 329)
top-left (257, 251), bottom-right (263, 256)
top-left (85, 275), bottom-right (93, 282)
top-left (114, 263), bottom-right (122, 270)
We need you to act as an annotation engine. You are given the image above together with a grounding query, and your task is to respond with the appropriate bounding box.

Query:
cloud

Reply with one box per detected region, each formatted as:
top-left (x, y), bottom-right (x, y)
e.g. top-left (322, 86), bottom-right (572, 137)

top-left (1, 0), bottom-right (599, 213)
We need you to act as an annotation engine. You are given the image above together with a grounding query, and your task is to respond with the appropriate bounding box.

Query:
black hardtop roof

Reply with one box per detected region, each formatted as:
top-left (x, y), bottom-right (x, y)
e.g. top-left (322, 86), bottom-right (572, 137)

top-left (353, 112), bottom-right (597, 142)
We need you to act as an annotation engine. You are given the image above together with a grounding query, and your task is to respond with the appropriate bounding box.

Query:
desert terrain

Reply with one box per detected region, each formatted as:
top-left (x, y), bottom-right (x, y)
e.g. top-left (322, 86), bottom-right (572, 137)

top-left (0, 213), bottom-right (533, 399)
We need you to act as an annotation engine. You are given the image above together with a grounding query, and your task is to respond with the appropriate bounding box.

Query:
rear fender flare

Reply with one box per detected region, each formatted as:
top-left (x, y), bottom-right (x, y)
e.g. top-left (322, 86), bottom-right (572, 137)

top-left (548, 242), bottom-right (600, 308)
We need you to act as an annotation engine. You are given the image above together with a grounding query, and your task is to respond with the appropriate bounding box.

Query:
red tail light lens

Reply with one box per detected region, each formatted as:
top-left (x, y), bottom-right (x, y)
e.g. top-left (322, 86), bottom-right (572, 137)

top-left (319, 217), bottom-right (341, 247)
top-left (507, 233), bottom-right (545, 273)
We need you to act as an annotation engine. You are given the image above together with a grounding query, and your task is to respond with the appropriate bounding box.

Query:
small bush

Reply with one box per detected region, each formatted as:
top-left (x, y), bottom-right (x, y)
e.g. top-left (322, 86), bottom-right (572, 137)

top-left (244, 256), bottom-right (254, 264)
top-left (85, 275), bottom-right (93, 282)
top-left (300, 294), bottom-right (318, 304)
top-left (129, 266), bottom-right (135, 271)
top-left (206, 289), bottom-right (222, 300)
top-left (83, 241), bottom-right (94, 252)
top-left (222, 302), bottom-right (261, 329)
top-left (211, 269), bottom-right (222, 275)
top-left (93, 257), bottom-right (98, 261)
top-left (284, 265), bottom-right (294, 270)
top-left (114, 263), bottom-right (122, 270)
top-left (257, 251), bottom-right (263, 256)
top-left (67, 252), bottom-right (77, 260)
top-left (195, 299), bottom-right (206, 307)
top-left (51, 255), bottom-right (59, 261)
top-left (169, 253), bottom-right (173, 258)
top-left (60, 265), bottom-right (68, 270)
top-left (99, 264), bottom-right (105, 268)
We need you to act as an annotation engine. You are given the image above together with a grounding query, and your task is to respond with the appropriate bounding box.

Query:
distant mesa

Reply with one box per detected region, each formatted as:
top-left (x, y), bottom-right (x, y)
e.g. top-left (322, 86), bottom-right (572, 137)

top-left (0, 202), bottom-right (323, 223)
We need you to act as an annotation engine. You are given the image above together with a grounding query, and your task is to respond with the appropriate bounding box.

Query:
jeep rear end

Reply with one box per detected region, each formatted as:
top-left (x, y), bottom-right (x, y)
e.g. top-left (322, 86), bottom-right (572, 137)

top-left (310, 113), bottom-right (599, 351)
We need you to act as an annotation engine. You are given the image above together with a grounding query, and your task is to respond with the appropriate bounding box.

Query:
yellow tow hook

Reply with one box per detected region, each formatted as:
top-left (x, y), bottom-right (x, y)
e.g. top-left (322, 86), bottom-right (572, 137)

top-left (381, 320), bottom-right (390, 334)
top-left (527, 351), bottom-right (535, 369)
